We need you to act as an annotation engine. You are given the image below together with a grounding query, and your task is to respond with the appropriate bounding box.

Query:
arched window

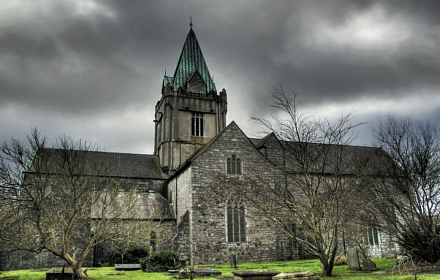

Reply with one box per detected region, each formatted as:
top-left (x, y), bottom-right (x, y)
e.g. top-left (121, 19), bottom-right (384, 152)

top-left (226, 200), bottom-right (246, 243)
top-left (236, 158), bottom-right (241, 174)
top-left (227, 155), bottom-right (242, 175)
top-left (367, 227), bottom-right (380, 247)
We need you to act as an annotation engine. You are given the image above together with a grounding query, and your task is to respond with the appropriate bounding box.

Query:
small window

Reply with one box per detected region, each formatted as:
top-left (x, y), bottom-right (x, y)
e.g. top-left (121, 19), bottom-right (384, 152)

top-left (289, 224), bottom-right (299, 255)
top-left (227, 200), bottom-right (246, 243)
top-left (367, 228), bottom-right (380, 247)
top-left (158, 121), bottom-right (162, 143)
top-left (227, 155), bottom-right (241, 174)
top-left (236, 158), bottom-right (241, 174)
top-left (191, 113), bottom-right (204, 136)
top-left (150, 231), bottom-right (156, 252)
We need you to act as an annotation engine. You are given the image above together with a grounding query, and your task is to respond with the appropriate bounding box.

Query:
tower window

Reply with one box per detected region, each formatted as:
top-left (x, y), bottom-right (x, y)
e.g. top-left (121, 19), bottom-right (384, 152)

top-left (226, 200), bottom-right (246, 243)
top-left (191, 113), bottom-right (204, 136)
top-left (227, 155), bottom-right (241, 174)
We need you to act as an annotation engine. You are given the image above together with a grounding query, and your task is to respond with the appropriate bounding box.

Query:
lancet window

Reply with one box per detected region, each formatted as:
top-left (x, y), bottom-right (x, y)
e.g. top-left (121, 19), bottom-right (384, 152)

top-left (191, 113), bottom-right (204, 137)
top-left (226, 199), bottom-right (246, 243)
top-left (227, 155), bottom-right (241, 174)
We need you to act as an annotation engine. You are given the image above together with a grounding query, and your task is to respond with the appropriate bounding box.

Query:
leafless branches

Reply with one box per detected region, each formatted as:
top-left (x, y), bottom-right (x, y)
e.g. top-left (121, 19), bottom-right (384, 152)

top-left (219, 86), bottom-right (368, 276)
top-left (0, 129), bottom-right (169, 279)
top-left (372, 116), bottom-right (440, 262)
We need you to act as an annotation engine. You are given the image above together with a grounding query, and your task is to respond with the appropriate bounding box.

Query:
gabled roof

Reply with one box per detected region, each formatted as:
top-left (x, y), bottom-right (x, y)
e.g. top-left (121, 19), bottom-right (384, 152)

top-left (163, 28), bottom-right (216, 92)
top-left (255, 132), bottom-right (282, 149)
top-left (169, 121), bottom-right (261, 178)
top-left (26, 148), bottom-right (167, 180)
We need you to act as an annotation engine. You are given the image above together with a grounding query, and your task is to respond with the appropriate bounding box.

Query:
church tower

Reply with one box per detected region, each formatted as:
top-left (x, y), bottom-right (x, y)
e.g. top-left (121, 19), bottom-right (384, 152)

top-left (154, 26), bottom-right (227, 174)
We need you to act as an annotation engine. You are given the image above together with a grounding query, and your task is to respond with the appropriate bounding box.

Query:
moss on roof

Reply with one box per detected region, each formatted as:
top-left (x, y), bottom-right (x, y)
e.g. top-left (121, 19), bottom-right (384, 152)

top-left (163, 28), bottom-right (216, 93)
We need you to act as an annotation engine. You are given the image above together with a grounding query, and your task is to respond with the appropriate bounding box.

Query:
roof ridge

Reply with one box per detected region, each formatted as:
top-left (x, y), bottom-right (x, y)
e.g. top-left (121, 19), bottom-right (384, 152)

top-left (31, 148), bottom-right (164, 179)
top-left (279, 140), bottom-right (377, 149)
top-left (40, 148), bottom-right (157, 157)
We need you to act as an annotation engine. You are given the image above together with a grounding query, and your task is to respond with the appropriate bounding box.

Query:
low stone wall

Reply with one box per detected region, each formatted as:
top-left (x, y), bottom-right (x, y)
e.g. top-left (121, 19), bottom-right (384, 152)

top-left (0, 249), bottom-right (92, 271)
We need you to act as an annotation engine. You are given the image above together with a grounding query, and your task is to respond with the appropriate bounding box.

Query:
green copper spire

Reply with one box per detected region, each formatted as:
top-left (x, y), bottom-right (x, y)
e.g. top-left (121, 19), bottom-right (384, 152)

top-left (166, 28), bottom-right (216, 93)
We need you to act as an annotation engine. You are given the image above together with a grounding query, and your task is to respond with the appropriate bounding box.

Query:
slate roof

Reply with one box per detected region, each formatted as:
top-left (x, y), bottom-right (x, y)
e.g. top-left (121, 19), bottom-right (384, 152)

top-left (279, 141), bottom-right (390, 175)
top-left (26, 148), bottom-right (166, 180)
top-left (163, 28), bottom-right (216, 92)
top-left (250, 132), bottom-right (391, 175)
top-left (171, 122), bottom-right (391, 178)
top-left (248, 138), bottom-right (260, 146)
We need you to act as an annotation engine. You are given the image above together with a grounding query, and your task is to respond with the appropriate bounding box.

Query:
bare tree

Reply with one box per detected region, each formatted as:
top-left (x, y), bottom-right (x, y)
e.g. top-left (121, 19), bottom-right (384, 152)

top-left (214, 86), bottom-right (371, 276)
top-left (371, 116), bottom-right (440, 263)
top-left (0, 129), bottom-right (170, 279)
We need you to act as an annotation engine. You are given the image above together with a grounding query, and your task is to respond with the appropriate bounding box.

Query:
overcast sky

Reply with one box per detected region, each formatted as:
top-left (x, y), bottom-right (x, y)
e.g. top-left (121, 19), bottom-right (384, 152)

top-left (1, 0), bottom-right (440, 154)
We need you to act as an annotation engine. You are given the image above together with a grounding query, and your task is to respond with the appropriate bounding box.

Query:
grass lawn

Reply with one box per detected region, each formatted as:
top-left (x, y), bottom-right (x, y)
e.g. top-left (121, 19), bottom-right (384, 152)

top-left (1, 259), bottom-right (439, 279)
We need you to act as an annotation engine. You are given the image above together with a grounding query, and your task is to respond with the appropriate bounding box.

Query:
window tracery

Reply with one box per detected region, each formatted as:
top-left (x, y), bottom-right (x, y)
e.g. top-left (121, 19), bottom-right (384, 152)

top-left (226, 199), bottom-right (246, 243)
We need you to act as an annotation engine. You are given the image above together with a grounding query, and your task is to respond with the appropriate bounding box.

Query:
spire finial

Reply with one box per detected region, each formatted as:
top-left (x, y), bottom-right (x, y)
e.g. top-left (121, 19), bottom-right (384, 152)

top-left (165, 68), bottom-right (167, 76)
top-left (189, 15), bottom-right (193, 28)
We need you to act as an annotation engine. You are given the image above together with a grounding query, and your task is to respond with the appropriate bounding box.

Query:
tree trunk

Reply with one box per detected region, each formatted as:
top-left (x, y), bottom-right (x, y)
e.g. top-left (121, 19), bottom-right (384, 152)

top-left (320, 258), bottom-right (333, 277)
top-left (73, 265), bottom-right (88, 279)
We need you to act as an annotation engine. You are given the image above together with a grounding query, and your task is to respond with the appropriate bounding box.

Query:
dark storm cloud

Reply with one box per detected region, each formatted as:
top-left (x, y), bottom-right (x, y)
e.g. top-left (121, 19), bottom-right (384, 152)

top-left (1, 0), bottom-right (439, 153)
top-left (235, 0), bottom-right (440, 112)
top-left (0, 1), bottom-right (173, 115)
top-left (0, 32), bottom-right (59, 59)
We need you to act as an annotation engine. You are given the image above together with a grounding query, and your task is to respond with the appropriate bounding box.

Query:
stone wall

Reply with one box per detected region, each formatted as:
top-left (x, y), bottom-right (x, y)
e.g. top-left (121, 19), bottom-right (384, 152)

top-left (0, 178), bottom-right (172, 271)
top-left (137, 178), bottom-right (167, 197)
top-left (169, 167), bottom-right (193, 262)
top-left (185, 122), bottom-right (300, 264)
top-left (362, 230), bottom-right (397, 258)
top-left (0, 249), bottom-right (91, 271)
top-left (169, 166), bottom-right (192, 225)
top-left (259, 134), bottom-right (285, 167)
top-left (154, 85), bottom-right (227, 172)
top-left (337, 227), bottom-right (398, 259)
top-left (173, 211), bottom-right (190, 265)
top-left (0, 219), bottom-right (93, 271)
top-left (93, 221), bottom-right (176, 266)
top-left (0, 236), bottom-right (93, 271)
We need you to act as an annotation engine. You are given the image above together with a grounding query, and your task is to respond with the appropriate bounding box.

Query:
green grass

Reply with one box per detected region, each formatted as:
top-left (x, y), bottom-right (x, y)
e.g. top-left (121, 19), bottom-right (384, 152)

top-left (1, 259), bottom-right (439, 279)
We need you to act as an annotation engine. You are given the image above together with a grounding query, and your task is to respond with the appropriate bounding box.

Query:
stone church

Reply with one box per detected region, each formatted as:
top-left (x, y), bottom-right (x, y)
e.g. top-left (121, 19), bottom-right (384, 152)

top-left (0, 26), bottom-right (398, 270)
top-left (151, 26), bottom-right (398, 264)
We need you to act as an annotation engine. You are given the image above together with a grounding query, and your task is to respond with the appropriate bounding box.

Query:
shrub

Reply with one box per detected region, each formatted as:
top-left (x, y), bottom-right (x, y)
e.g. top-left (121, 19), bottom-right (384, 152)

top-left (104, 245), bottom-right (149, 265)
top-left (140, 250), bottom-right (180, 272)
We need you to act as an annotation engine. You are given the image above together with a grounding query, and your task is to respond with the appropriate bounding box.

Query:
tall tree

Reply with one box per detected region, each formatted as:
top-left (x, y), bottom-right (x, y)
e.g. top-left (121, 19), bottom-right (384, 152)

top-left (215, 86), bottom-right (371, 276)
top-left (371, 116), bottom-right (440, 262)
top-left (0, 129), bottom-right (169, 279)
